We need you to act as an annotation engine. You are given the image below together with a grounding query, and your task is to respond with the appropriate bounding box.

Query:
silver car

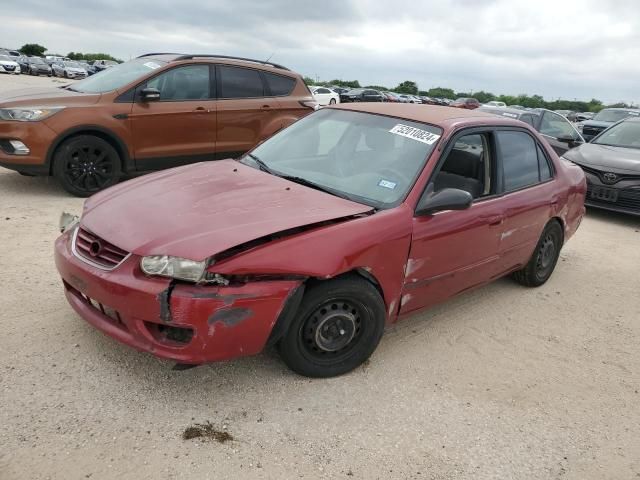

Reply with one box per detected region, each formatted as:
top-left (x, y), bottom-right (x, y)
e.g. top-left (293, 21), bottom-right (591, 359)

top-left (52, 61), bottom-right (88, 79)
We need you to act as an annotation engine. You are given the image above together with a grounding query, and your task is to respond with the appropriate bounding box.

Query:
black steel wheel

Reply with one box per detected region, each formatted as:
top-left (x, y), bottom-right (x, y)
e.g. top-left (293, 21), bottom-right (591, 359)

top-left (53, 135), bottom-right (121, 197)
top-left (512, 220), bottom-right (563, 287)
top-left (278, 276), bottom-right (385, 378)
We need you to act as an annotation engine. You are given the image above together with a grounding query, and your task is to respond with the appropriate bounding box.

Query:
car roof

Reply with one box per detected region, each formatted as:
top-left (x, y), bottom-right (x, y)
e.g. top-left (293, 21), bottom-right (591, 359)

top-left (601, 107), bottom-right (639, 112)
top-left (138, 53), bottom-right (293, 75)
top-left (332, 103), bottom-right (525, 129)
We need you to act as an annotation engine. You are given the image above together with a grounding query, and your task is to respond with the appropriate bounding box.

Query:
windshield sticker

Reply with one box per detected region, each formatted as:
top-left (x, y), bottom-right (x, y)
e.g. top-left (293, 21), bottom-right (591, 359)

top-left (378, 179), bottom-right (397, 189)
top-left (501, 112), bottom-right (519, 118)
top-left (629, 111), bottom-right (639, 116)
top-left (389, 124), bottom-right (441, 145)
top-left (143, 61), bottom-right (161, 70)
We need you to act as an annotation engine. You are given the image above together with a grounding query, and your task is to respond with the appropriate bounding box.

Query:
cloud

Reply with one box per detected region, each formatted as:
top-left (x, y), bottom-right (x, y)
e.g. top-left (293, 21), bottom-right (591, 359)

top-left (2, 0), bottom-right (639, 104)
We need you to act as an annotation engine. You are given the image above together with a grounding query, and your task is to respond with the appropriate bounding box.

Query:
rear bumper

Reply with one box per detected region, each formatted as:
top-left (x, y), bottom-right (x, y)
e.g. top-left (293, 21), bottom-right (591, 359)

top-left (54, 228), bottom-right (301, 364)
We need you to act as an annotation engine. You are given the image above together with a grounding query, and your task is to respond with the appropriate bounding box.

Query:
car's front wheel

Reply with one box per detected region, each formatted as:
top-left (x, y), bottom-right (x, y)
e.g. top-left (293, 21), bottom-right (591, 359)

top-left (512, 220), bottom-right (563, 287)
top-left (329, 98), bottom-right (336, 105)
top-left (53, 135), bottom-right (122, 197)
top-left (278, 276), bottom-right (386, 378)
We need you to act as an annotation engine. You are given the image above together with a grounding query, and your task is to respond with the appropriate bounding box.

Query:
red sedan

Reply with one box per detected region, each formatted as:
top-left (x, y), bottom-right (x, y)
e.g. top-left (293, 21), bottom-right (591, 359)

top-left (55, 104), bottom-right (586, 377)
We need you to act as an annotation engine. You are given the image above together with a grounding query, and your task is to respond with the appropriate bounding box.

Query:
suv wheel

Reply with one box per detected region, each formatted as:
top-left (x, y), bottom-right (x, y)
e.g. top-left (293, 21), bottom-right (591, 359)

top-left (53, 135), bottom-right (122, 197)
top-left (278, 276), bottom-right (386, 378)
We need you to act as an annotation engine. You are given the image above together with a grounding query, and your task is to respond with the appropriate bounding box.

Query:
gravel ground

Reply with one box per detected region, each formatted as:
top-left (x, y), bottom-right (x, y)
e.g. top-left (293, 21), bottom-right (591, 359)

top-left (1, 75), bottom-right (639, 479)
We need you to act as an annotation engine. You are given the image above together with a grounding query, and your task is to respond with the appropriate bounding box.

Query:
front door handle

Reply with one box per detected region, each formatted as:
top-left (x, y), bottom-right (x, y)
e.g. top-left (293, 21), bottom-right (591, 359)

top-left (482, 215), bottom-right (504, 226)
top-left (260, 105), bottom-right (271, 111)
top-left (193, 107), bottom-right (208, 113)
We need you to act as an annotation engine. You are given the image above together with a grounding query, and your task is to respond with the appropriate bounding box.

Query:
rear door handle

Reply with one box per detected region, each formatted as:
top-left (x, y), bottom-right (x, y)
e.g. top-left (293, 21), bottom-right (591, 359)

top-left (193, 107), bottom-right (208, 113)
top-left (260, 105), bottom-right (271, 111)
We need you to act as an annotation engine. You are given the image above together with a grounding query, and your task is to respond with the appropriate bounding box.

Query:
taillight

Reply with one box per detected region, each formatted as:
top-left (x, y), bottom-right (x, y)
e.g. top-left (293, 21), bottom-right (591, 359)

top-left (299, 99), bottom-right (319, 110)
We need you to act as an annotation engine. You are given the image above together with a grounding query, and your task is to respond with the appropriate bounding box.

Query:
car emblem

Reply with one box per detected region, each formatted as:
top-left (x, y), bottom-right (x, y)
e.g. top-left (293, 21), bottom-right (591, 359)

top-left (602, 172), bottom-right (618, 184)
top-left (89, 240), bottom-right (103, 257)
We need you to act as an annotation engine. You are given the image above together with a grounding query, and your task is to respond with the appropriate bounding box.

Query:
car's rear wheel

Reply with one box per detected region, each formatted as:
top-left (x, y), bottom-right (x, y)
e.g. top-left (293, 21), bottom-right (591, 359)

top-left (329, 98), bottom-right (336, 105)
top-left (53, 135), bottom-right (121, 197)
top-left (512, 220), bottom-right (563, 287)
top-left (278, 276), bottom-right (386, 378)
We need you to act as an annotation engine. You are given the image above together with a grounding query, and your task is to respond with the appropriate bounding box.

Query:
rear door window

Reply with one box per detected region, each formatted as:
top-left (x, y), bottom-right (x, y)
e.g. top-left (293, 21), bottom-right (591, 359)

top-left (264, 72), bottom-right (296, 96)
top-left (496, 131), bottom-right (541, 191)
top-left (219, 65), bottom-right (264, 98)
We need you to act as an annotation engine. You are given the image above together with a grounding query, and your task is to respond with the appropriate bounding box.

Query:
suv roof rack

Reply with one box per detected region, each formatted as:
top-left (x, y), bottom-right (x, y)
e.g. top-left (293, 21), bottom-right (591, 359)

top-left (174, 54), bottom-right (289, 71)
top-left (137, 53), bottom-right (290, 71)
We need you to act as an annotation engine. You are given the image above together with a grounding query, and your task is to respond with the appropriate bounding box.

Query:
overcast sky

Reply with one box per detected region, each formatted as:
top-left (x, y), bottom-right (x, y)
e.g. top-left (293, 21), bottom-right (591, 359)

top-left (3, 0), bottom-right (639, 104)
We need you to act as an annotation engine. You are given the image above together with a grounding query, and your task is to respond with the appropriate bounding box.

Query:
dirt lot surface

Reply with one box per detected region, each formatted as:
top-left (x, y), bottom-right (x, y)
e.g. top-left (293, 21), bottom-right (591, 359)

top-left (1, 75), bottom-right (639, 479)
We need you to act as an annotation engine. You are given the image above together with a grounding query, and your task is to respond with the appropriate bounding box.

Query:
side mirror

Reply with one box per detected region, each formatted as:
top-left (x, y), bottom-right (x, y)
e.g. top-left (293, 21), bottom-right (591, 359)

top-left (140, 87), bottom-right (161, 101)
top-left (557, 134), bottom-right (582, 148)
top-left (416, 188), bottom-right (473, 216)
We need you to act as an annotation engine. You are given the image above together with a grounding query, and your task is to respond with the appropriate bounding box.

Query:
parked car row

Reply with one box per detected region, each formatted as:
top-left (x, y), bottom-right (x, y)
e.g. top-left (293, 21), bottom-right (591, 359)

top-left (1, 51), bottom-right (115, 78)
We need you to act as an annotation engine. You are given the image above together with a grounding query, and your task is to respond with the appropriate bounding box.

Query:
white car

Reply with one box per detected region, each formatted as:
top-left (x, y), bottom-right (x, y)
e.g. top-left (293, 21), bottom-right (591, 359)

top-left (310, 86), bottom-right (340, 106)
top-left (485, 101), bottom-right (507, 108)
top-left (0, 54), bottom-right (20, 74)
top-left (52, 61), bottom-right (88, 79)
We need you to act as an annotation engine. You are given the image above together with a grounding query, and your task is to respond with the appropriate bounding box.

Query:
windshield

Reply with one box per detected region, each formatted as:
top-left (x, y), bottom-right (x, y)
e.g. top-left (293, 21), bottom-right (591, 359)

top-left (69, 58), bottom-right (167, 93)
top-left (593, 121), bottom-right (640, 149)
top-left (593, 110), bottom-right (639, 122)
top-left (0, 55), bottom-right (11, 61)
top-left (64, 61), bottom-right (82, 68)
top-left (240, 109), bottom-right (442, 208)
top-left (31, 57), bottom-right (45, 64)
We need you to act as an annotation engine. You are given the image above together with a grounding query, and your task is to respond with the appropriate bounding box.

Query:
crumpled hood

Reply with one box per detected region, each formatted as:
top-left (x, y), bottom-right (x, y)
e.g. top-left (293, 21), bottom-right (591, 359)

top-left (0, 87), bottom-right (99, 106)
top-left (565, 143), bottom-right (640, 174)
top-left (81, 160), bottom-right (373, 260)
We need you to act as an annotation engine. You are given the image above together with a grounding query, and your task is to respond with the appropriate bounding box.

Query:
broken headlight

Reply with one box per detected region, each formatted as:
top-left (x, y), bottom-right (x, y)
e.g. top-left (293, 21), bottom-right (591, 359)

top-left (140, 256), bottom-right (207, 282)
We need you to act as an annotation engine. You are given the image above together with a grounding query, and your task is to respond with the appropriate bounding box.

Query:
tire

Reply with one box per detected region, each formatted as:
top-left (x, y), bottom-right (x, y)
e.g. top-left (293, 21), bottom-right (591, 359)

top-left (53, 135), bottom-right (121, 197)
top-left (329, 98), bottom-right (336, 105)
top-left (63, 71), bottom-right (68, 78)
top-left (512, 220), bottom-right (563, 287)
top-left (17, 171), bottom-right (35, 177)
top-left (278, 276), bottom-right (386, 378)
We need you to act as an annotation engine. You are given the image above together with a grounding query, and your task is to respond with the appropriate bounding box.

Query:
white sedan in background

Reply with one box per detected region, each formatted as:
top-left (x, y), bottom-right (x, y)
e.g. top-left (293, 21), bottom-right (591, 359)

top-left (310, 86), bottom-right (340, 106)
top-left (0, 55), bottom-right (21, 74)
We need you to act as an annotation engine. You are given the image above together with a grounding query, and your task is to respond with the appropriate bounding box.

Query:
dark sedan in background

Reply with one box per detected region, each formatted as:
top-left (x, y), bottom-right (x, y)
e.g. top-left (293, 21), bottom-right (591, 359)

top-left (479, 106), bottom-right (585, 156)
top-left (24, 57), bottom-right (52, 76)
top-left (339, 88), bottom-right (384, 103)
top-left (579, 108), bottom-right (640, 141)
top-left (564, 117), bottom-right (640, 216)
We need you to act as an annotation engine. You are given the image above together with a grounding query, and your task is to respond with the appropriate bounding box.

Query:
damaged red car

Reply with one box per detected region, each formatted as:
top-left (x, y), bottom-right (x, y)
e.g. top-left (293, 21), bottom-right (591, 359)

top-left (54, 104), bottom-right (586, 377)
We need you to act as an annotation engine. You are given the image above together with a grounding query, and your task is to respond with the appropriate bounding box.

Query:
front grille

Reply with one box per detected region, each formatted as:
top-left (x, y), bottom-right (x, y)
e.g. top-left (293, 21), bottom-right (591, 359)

top-left (73, 226), bottom-right (130, 270)
top-left (586, 184), bottom-right (640, 211)
top-left (3, 65), bottom-right (15, 71)
top-left (578, 164), bottom-right (640, 185)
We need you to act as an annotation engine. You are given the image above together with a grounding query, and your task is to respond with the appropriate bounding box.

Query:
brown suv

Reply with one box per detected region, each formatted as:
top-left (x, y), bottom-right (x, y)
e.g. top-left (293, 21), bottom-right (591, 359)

top-left (0, 54), bottom-right (317, 196)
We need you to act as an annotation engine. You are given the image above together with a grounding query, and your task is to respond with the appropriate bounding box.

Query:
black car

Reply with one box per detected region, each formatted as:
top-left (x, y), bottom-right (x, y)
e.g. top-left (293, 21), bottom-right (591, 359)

top-left (479, 106), bottom-right (585, 156)
top-left (564, 117), bottom-right (640, 216)
top-left (579, 108), bottom-right (640, 141)
top-left (25, 57), bottom-right (52, 76)
top-left (339, 88), bottom-right (384, 103)
top-left (78, 61), bottom-right (97, 75)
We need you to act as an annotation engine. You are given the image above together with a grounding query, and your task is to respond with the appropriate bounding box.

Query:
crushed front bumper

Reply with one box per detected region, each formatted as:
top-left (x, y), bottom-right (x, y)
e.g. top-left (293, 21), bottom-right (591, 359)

top-left (54, 228), bottom-right (302, 364)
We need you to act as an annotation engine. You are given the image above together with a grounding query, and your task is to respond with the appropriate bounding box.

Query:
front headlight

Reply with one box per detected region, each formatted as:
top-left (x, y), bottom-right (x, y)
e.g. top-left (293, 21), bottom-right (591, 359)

top-left (0, 106), bottom-right (65, 122)
top-left (140, 255), bottom-right (207, 283)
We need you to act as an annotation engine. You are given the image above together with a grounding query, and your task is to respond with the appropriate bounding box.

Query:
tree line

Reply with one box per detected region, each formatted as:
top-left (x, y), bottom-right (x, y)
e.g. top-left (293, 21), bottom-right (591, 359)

top-left (304, 77), bottom-right (631, 113)
top-left (17, 43), bottom-right (122, 63)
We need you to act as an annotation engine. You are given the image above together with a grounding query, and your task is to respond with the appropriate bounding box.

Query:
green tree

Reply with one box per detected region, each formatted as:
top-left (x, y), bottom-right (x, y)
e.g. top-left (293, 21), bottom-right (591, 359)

top-left (364, 85), bottom-right (389, 91)
top-left (395, 80), bottom-right (418, 95)
top-left (427, 87), bottom-right (456, 99)
top-left (66, 52), bottom-right (123, 63)
top-left (19, 43), bottom-right (46, 56)
top-left (328, 79), bottom-right (361, 88)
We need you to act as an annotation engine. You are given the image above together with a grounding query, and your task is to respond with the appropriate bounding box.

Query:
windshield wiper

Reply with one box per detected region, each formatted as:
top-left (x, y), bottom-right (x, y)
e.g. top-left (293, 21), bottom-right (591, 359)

top-left (246, 153), bottom-right (276, 175)
top-left (279, 174), bottom-right (356, 201)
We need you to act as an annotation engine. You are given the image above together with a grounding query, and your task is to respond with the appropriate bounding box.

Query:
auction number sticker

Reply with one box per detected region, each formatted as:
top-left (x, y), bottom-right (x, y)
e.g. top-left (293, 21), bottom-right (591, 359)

top-left (389, 124), bottom-right (441, 145)
top-left (144, 62), bottom-right (161, 70)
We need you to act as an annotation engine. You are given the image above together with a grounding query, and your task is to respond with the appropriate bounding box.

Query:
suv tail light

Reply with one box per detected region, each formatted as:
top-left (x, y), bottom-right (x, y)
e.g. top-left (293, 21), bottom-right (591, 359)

top-left (299, 99), bottom-right (319, 111)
